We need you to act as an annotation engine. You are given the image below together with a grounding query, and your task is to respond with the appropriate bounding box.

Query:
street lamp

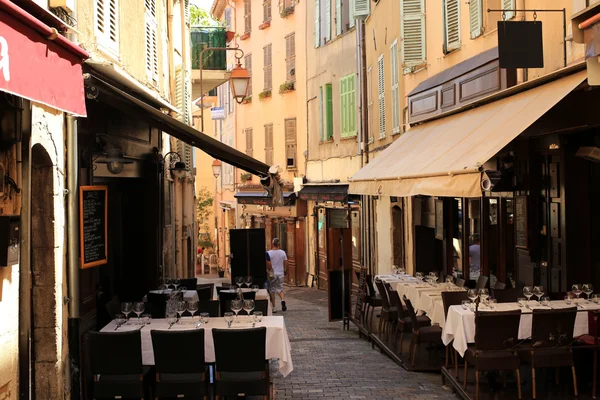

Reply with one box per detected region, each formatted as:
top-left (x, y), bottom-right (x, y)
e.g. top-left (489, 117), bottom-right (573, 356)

top-left (163, 151), bottom-right (188, 179)
top-left (212, 159), bottom-right (222, 267)
top-left (212, 159), bottom-right (222, 178)
top-left (96, 147), bottom-right (134, 175)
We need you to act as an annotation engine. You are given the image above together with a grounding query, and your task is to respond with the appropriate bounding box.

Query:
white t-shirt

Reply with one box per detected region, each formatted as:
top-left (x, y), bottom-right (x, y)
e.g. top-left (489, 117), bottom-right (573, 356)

top-left (267, 249), bottom-right (287, 276)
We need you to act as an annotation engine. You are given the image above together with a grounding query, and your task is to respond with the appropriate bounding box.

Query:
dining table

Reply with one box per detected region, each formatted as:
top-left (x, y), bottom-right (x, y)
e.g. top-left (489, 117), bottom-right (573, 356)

top-left (219, 288), bottom-right (273, 315)
top-left (442, 300), bottom-right (600, 357)
top-left (145, 289), bottom-right (199, 302)
top-left (101, 315), bottom-right (294, 377)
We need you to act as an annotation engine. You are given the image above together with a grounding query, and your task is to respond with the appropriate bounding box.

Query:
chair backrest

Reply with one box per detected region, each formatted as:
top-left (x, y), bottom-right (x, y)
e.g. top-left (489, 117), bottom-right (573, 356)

top-left (387, 289), bottom-right (405, 319)
top-left (105, 296), bottom-right (121, 319)
top-left (179, 278), bottom-right (198, 291)
top-left (253, 299), bottom-right (269, 316)
top-left (492, 288), bottom-right (519, 303)
top-left (366, 275), bottom-right (376, 298)
top-left (531, 308), bottom-right (577, 348)
top-left (474, 310), bottom-right (521, 351)
top-left (198, 300), bottom-right (220, 317)
top-left (441, 291), bottom-right (469, 319)
top-left (212, 327), bottom-right (267, 372)
top-left (476, 275), bottom-right (489, 289)
top-left (196, 286), bottom-right (212, 301)
top-left (402, 296), bottom-right (420, 334)
top-left (493, 281), bottom-right (507, 290)
top-left (151, 329), bottom-right (205, 373)
top-left (374, 279), bottom-right (392, 309)
top-left (87, 331), bottom-right (143, 375)
top-left (146, 292), bottom-right (170, 318)
top-left (549, 291), bottom-right (569, 301)
top-left (456, 278), bottom-right (466, 288)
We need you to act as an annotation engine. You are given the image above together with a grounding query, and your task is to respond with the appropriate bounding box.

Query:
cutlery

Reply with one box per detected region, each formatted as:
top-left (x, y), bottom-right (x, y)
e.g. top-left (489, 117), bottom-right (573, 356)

top-left (114, 324), bottom-right (120, 331)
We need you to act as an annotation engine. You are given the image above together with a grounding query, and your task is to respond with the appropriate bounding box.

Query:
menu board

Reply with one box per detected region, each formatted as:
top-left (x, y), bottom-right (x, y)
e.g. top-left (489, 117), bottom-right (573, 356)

top-left (515, 195), bottom-right (528, 248)
top-left (354, 267), bottom-right (367, 324)
top-left (80, 186), bottom-right (108, 268)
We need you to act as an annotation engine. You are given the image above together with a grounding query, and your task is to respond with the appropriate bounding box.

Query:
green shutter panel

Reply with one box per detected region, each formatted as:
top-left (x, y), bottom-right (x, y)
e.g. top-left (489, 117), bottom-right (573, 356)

top-left (503, 0), bottom-right (515, 20)
top-left (444, 0), bottom-right (460, 53)
top-left (341, 76), bottom-right (348, 137)
top-left (325, 84), bottom-right (333, 140)
top-left (469, 0), bottom-right (483, 39)
top-left (401, 0), bottom-right (425, 71)
top-left (349, 75), bottom-right (356, 136)
top-left (314, 0), bottom-right (320, 47)
top-left (325, 0), bottom-right (331, 41)
top-left (319, 87), bottom-right (324, 141)
top-left (335, 0), bottom-right (342, 35)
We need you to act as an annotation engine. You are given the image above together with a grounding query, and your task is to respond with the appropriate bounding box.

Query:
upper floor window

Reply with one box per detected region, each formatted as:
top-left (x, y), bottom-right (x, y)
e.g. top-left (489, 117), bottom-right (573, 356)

top-left (145, 0), bottom-right (158, 84)
top-left (244, 0), bottom-right (252, 34)
top-left (95, 0), bottom-right (119, 56)
top-left (225, 8), bottom-right (232, 30)
top-left (285, 118), bottom-right (297, 169)
top-left (335, 0), bottom-right (355, 36)
top-left (443, 0), bottom-right (461, 54)
top-left (340, 74), bottom-right (356, 138)
top-left (263, 44), bottom-right (272, 90)
top-left (244, 54), bottom-right (253, 97)
top-left (264, 0), bottom-right (272, 22)
top-left (245, 128), bottom-right (253, 157)
top-left (285, 33), bottom-right (296, 82)
top-left (401, 0), bottom-right (426, 74)
top-left (390, 39), bottom-right (400, 134)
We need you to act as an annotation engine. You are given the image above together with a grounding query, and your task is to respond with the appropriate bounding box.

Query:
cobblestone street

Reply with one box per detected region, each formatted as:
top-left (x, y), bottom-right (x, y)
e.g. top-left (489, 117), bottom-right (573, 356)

top-left (272, 286), bottom-right (455, 399)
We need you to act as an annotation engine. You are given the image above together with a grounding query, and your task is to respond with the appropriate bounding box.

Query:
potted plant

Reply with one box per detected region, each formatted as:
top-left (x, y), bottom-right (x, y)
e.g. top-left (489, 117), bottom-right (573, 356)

top-left (259, 90), bottom-right (272, 100)
top-left (240, 173), bottom-right (252, 182)
top-left (242, 96), bottom-right (252, 104)
top-left (218, 264), bottom-right (225, 278)
top-left (279, 81), bottom-right (295, 94)
top-left (226, 30), bottom-right (235, 42)
top-left (280, 6), bottom-right (294, 18)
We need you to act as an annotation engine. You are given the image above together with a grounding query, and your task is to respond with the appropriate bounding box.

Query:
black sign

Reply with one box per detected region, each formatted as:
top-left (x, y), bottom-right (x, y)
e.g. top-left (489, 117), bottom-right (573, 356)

top-left (515, 195), bottom-right (528, 248)
top-left (329, 209), bottom-right (348, 229)
top-left (498, 21), bottom-right (544, 69)
top-left (80, 186), bottom-right (108, 268)
top-left (354, 267), bottom-right (367, 324)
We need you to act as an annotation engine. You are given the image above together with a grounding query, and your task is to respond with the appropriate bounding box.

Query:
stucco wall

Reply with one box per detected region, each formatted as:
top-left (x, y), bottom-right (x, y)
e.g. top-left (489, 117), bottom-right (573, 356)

top-left (0, 264), bottom-right (19, 398)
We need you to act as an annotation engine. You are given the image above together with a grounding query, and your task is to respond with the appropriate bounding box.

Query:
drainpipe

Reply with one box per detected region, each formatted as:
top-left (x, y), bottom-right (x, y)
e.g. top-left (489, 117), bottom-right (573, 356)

top-left (18, 99), bottom-right (32, 400)
top-left (167, 0), bottom-right (176, 108)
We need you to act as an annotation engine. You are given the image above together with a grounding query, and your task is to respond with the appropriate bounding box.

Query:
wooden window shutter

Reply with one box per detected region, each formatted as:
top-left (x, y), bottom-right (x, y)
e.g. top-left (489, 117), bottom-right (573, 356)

top-left (263, 0), bottom-right (272, 22)
top-left (443, 0), bottom-right (460, 53)
top-left (348, 74), bottom-right (356, 136)
top-left (245, 54), bottom-right (252, 96)
top-left (469, 0), bottom-right (483, 39)
top-left (225, 8), bottom-right (232, 30)
top-left (264, 44), bottom-right (272, 90)
top-left (367, 66), bottom-right (373, 141)
top-left (244, 0), bottom-right (251, 33)
top-left (325, 0), bottom-right (331, 42)
top-left (325, 84), bottom-right (333, 140)
top-left (503, 0), bottom-right (515, 20)
top-left (286, 33), bottom-right (296, 82)
top-left (265, 124), bottom-right (274, 165)
top-left (314, 0), bottom-right (320, 47)
top-left (377, 55), bottom-right (386, 138)
top-left (245, 128), bottom-right (253, 157)
top-left (340, 76), bottom-right (348, 137)
top-left (145, 8), bottom-right (158, 84)
top-left (401, 0), bottom-right (425, 72)
top-left (184, 144), bottom-right (193, 169)
top-left (284, 118), bottom-right (297, 169)
top-left (184, 0), bottom-right (190, 24)
top-left (319, 86), bottom-right (324, 141)
top-left (335, 0), bottom-right (342, 35)
top-left (390, 40), bottom-right (400, 133)
top-left (96, 0), bottom-right (119, 54)
top-left (349, 0), bottom-right (355, 27)
top-left (175, 67), bottom-right (184, 122)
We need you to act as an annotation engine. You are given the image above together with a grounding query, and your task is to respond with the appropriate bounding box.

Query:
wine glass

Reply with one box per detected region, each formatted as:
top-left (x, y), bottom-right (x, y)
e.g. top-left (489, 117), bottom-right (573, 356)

top-left (533, 286), bottom-right (544, 303)
top-left (230, 299), bottom-right (243, 322)
top-left (133, 302), bottom-right (145, 325)
top-left (224, 312), bottom-right (234, 328)
top-left (176, 301), bottom-right (187, 323)
top-left (583, 284), bottom-right (594, 300)
top-left (199, 312), bottom-right (210, 326)
top-left (592, 294), bottom-right (600, 304)
top-left (488, 299), bottom-right (497, 310)
top-left (399, 267), bottom-right (406, 276)
top-left (187, 301), bottom-right (198, 321)
top-left (246, 276), bottom-right (253, 288)
top-left (253, 310), bottom-right (263, 324)
top-left (523, 286), bottom-right (533, 304)
top-left (517, 297), bottom-right (526, 308)
top-left (173, 278), bottom-right (181, 291)
top-left (166, 312), bottom-right (177, 329)
top-left (120, 302), bottom-right (133, 324)
top-left (565, 294), bottom-right (574, 305)
top-left (165, 278), bottom-right (172, 289)
top-left (142, 314), bottom-right (152, 326)
top-left (467, 289), bottom-right (479, 304)
top-left (461, 300), bottom-right (470, 310)
top-left (479, 288), bottom-right (489, 304)
top-left (541, 296), bottom-right (551, 307)
top-left (415, 272), bottom-right (424, 281)
top-left (235, 276), bottom-right (245, 288)
top-left (114, 314), bottom-right (126, 330)
top-left (251, 284), bottom-right (259, 292)
top-left (243, 299), bottom-right (255, 319)
top-left (572, 284), bottom-right (583, 301)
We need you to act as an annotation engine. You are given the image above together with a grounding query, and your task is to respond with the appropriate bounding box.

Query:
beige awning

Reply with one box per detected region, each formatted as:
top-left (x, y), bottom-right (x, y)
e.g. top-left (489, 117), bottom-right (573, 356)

top-left (349, 70), bottom-right (587, 198)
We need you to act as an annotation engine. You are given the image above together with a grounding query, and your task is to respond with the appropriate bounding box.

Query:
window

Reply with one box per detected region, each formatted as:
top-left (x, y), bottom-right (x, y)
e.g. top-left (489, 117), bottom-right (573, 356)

top-left (244, 0), bottom-right (251, 34)
top-left (95, 0), bottom-right (119, 55)
top-left (175, 66), bottom-right (190, 124)
top-left (265, 124), bottom-right (274, 165)
top-left (285, 118), bottom-right (297, 169)
top-left (325, 0), bottom-right (331, 42)
top-left (244, 54), bottom-right (252, 96)
top-left (340, 74), bottom-right (356, 138)
top-left (245, 128), bottom-right (253, 157)
top-left (285, 33), bottom-right (295, 82)
top-left (335, 0), bottom-right (342, 35)
top-left (367, 66), bottom-right (373, 142)
top-left (469, 0), bottom-right (483, 39)
top-left (336, 0), bottom-right (353, 35)
top-left (319, 87), bottom-right (324, 141)
top-left (145, 0), bottom-right (158, 84)
top-left (390, 39), bottom-right (400, 134)
top-left (503, 0), bottom-right (516, 20)
top-left (401, 0), bottom-right (426, 73)
top-left (225, 8), bottom-right (232, 30)
top-left (377, 55), bottom-right (385, 138)
top-left (443, 0), bottom-right (460, 53)
top-left (325, 84), bottom-right (333, 140)
top-left (263, 0), bottom-right (272, 22)
top-left (314, 0), bottom-right (320, 47)
top-left (263, 44), bottom-right (272, 90)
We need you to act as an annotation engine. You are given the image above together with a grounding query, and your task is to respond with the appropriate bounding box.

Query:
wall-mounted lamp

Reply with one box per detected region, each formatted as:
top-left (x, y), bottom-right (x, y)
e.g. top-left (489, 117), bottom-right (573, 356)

top-left (95, 147), bottom-right (134, 175)
top-left (163, 151), bottom-right (188, 179)
top-left (212, 159), bottom-right (222, 178)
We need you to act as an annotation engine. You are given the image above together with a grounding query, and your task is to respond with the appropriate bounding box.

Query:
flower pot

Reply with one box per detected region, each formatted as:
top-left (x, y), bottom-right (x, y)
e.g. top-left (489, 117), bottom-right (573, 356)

top-left (226, 31), bottom-right (235, 43)
top-left (218, 270), bottom-right (225, 278)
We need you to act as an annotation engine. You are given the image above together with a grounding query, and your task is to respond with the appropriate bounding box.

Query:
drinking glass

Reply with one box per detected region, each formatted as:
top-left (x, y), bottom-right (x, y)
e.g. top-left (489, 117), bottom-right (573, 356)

top-left (583, 284), bottom-right (594, 300)
top-left (180, 286), bottom-right (188, 293)
top-left (251, 285), bottom-right (260, 292)
top-left (114, 314), bottom-right (126, 330)
top-left (173, 278), bottom-right (181, 291)
top-left (165, 277), bottom-right (172, 289)
top-left (187, 301), bottom-right (198, 321)
top-left (541, 296), bottom-right (551, 307)
top-left (199, 312), bottom-right (210, 326)
top-left (399, 267), bottom-right (406, 276)
top-left (467, 289), bottom-right (479, 304)
top-left (133, 302), bottom-right (145, 324)
top-left (572, 284), bottom-right (583, 301)
top-left (592, 294), bottom-right (600, 304)
top-left (166, 312), bottom-right (178, 329)
top-left (176, 301), bottom-right (187, 323)
top-left (565, 295), bottom-right (573, 305)
top-left (235, 276), bottom-right (245, 288)
top-left (523, 287), bottom-right (533, 303)
top-left (158, 284), bottom-right (168, 293)
top-left (479, 288), bottom-right (489, 304)
top-left (141, 313), bottom-right (152, 325)
top-left (446, 276), bottom-right (454, 284)
top-left (461, 300), bottom-right (470, 310)
top-left (230, 299), bottom-right (243, 322)
top-left (488, 299), bottom-right (497, 310)
top-left (224, 312), bottom-right (234, 328)
top-left (517, 297), bottom-right (526, 308)
top-left (243, 300), bottom-right (255, 319)
top-left (253, 311), bottom-right (263, 323)
top-left (415, 272), bottom-right (424, 281)
top-left (120, 302), bottom-right (133, 324)
top-left (533, 286), bottom-right (544, 302)
top-left (246, 276), bottom-right (253, 288)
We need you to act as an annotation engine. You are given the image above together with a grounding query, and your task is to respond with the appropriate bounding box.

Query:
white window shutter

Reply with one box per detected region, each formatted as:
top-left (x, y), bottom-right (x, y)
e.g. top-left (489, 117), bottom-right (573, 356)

top-left (314, 0), bottom-right (320, 47)
top-left (390, 40), bottom-right (400, 134)
top-left (335, 0), bottom-right (342, 36)
top-left (503, 0), bottom-right (515, 20)
top-left (377, 55), bottom-right (385, 138)
top-left (401, 0), bottom-right (425, 72)
top-left (353, 0), bottom-right (369, 20)
top-left (325, 0), bottom-right (331, 41)
top-left (349, 0), bottom-right (355, 27)
top-left (443, 0), bottom-right (460, 53)
top-left (95, 0), bottom-right (119, 54)
top-left (469, 0), bottom-right (483, 39)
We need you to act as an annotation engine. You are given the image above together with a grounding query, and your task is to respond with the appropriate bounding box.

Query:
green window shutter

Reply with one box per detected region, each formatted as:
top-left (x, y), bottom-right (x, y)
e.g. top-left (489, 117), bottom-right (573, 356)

top-left (319, 86), bottom-right (324, 141)
top-left (390, 39), bottom-right (400, 134)
top-left (340, 76), bottom-right (347, 137)
top-left (469, 0), bottom-right (483, 39)
top-left (443, 0), bottom-right (460, 53)
top-left (348, 75), bottom-right (356, 136)
top-left (503, 0), bottom-right (515, 20)
top-left (314, 0), bottom-right (320, 47)
top-left (401, 0), bottom-right (426, 72)
top-left (325, 0), bottom-right (331, 41)
top-left (325, 84), bottom-right (333, 140)
top-left (335, 0), bottom-right (342, 35)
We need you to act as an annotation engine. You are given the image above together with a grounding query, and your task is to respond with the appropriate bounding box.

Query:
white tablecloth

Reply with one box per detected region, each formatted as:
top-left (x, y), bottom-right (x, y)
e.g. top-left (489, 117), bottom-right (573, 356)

top-left (101, 316), bottom-right (293, 377)
top-left (219, 289), bottom-right (272, 315)
top-left (146, 289), bottom-right (199, 302)
top-left (442, 300), bottom-right (600, 357)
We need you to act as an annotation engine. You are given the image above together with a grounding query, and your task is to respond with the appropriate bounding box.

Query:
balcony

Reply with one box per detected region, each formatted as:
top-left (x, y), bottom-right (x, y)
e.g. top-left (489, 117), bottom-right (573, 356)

top-left (191, 26), bottom-right (231, 99)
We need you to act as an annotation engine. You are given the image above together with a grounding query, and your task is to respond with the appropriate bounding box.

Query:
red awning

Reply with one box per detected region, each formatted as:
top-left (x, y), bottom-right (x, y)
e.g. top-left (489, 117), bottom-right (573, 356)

top-left (0, 0), bottom-right (88, 116)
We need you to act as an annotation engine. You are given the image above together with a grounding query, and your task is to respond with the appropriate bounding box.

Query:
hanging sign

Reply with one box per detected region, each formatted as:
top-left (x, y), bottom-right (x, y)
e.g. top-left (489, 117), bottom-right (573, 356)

top-left (498, 21), bottom-right (544, 69)
top-left (80, 186), bottom-right (108, 268)
top-left (211, 107), bottom-right (225, 120)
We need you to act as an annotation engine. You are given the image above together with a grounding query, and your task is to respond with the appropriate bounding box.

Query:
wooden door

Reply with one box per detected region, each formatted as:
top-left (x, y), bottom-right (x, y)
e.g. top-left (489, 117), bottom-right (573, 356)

top-left (295, 218), bottom-right (307, 286)
top-left (285, 219), bottom-right (296, 285)
top-left (317, 208), bottom-right (328, 290)
top-left (350, 209), bottom-right (361, 304)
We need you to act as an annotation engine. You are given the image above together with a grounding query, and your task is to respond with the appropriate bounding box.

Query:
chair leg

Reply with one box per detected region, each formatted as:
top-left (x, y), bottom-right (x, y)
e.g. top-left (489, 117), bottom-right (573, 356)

top-left (463, 360), bottom-right (468, 390)
top-left (475, 370), bottom-right (479, 400)
top-left (399, 331), bottom-right (404, 355)
top-left (445, 345), bottom-right (449, 369)
top-left (532, 367), bottom-right (536, 399)
top-left (455, 350), bottom-right (460, 378)
top-left (516, 368), bottom-right (522, 400)
top-left (572, 365), bottom-right (578, 397)
top-left (594, 351), bottom-right (598, 399)
top-left (412, 343), bottom-right (418, 368)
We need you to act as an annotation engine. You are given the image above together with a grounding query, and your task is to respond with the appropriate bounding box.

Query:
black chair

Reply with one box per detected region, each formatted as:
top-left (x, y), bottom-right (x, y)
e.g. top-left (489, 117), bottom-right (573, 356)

top-left (364, 275), bottom-right (383, 331)
top-left (219, 291), bottom-right (256, 317)
top-left (404, 296), bottom-right (443, 368)
top-left (441, 291), bottom-right (469, 373)
top-left (493, 288), bottom-right (519, 303)
top-left (475, 275), bottom-right (489, 289)
top-left (493, 281), bottom-right (507, 290)
top-left (105, 296), bottom-right (121, 319)
top-left (198, 300), bottom-right (220, 317)
top-left (179, 278), bottom-right (198, 291)
top-left (388, 289), bottom-right (429, 355)
top-left (196, 286), bottom-right (212, 301)
top-left (146, 292), bottom-right (170, 318)
top-left (87, 331), bottom-right (147, 399)
top-left (212, 327), bottom-right (270, 399)
top-left (577, 311), bottom-right (600, 398)
top-left (216, 286), bottom-right (229, 297)
top-left (464, 311), bottom-right (522, 400)
top-left (456, 278), bottom-right (466, 288)
top-left (253, 299), bottom-right (269, 316)
top-left (374, 279), bottom-right (398, 340)
top-left (151, 329), bottom-right (208, 399)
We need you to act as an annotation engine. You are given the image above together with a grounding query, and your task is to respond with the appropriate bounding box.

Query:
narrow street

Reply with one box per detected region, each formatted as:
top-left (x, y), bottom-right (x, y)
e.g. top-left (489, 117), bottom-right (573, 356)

top-left (272, 286), bottom-right (454, 399)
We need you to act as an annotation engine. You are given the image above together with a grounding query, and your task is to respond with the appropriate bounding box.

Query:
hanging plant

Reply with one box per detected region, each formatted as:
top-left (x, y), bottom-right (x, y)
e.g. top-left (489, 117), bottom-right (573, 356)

top-left (279, 81), bottom-right (295, 94)
top-left (259, 90), bottom-right (272, 100)
top-left (280, 6), bottom-right (294, 18)
top-left (240, 173), bottom-right (252, 181)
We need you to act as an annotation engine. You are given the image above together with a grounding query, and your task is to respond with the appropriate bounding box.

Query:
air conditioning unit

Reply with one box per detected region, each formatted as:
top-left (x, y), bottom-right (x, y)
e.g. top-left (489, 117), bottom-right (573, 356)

top-left (576, 146), bottom-right (600, 162)
top-left (49, 0), bottom-right (75, 13)
top-left (353, 0), bottom-right (370, 20)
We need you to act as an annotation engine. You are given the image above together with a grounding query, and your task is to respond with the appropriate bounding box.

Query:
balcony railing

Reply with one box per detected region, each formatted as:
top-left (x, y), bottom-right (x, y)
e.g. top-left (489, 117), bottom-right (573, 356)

top-left (191, 26), bottom-right (227, 70)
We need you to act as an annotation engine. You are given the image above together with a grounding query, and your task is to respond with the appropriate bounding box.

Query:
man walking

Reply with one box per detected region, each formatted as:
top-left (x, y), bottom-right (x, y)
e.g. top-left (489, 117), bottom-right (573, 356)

top-left (267, 238), bottom-right (287, 313)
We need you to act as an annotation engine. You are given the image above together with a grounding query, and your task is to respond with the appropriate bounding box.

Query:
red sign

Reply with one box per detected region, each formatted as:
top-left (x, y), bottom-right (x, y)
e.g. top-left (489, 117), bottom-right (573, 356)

top-left (0, 5), bottom-right (87, 116)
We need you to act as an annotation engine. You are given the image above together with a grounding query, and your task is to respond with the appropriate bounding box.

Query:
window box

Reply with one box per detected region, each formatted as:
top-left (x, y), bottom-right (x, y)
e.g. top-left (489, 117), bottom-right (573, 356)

top-left (259, 21), bottom-right (271, 30)
top-left (226, 30), bottom-right (236, 42)
top-left (259, 90), bottom-right (272, 100)
top-left (280, 6), bottom-right (294, 18)
top-left (242, 96), bottom-right (252, 104)
top-left (240, 32), bottom-right (251, 41)
top-left (278, 81), bottom-right (295, 94)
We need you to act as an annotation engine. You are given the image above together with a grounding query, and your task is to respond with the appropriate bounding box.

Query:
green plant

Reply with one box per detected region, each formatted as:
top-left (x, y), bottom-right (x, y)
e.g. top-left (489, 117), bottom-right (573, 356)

top-left (196, 187), bottom-right (214, 248)
top-left (243, 96), bottom-right (252, 104)
top-left (259, 90), bottom-right (272, 100)
top-left (240, 173), bottom-right (252, 181)
top-left (280, 6), bottom-right (295, 18)
top-left (190, 5), bottom-right (221, 26)
top-left (279, 81), bottom-right (295, 94)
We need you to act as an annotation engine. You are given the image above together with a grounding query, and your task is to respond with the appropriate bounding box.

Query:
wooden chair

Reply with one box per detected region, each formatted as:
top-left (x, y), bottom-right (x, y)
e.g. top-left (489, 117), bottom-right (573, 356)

top-left (475, 275), bottom-right (489, 289)
top-left (577, 311), bottom-right (600, 399)
top-left (364, 275), bottom-right (383, 331)
top-left (404, 296), bottom-right (442, 368)
top-left (493, 288), bottom-right (519, 303)
top-left (387, 289), bottom-right (430, 354)
top-left (441, 291), bottom-right (469, 374)
top-left (374, 279), bottom-right (398, 340)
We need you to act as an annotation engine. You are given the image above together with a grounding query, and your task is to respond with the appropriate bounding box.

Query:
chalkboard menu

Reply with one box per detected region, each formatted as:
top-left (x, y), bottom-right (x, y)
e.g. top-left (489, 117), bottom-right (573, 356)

top-left (354, 267), bottom-right (367, 324)
top-left (80, 186), bottom-right (108, 268)
top-left (515, 195), bottom-right (528, 248)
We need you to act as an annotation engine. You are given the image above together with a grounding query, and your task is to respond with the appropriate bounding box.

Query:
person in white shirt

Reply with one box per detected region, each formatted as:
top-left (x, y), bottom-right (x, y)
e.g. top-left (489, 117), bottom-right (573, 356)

top-left (267, 238), bottom-right (288, 312)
